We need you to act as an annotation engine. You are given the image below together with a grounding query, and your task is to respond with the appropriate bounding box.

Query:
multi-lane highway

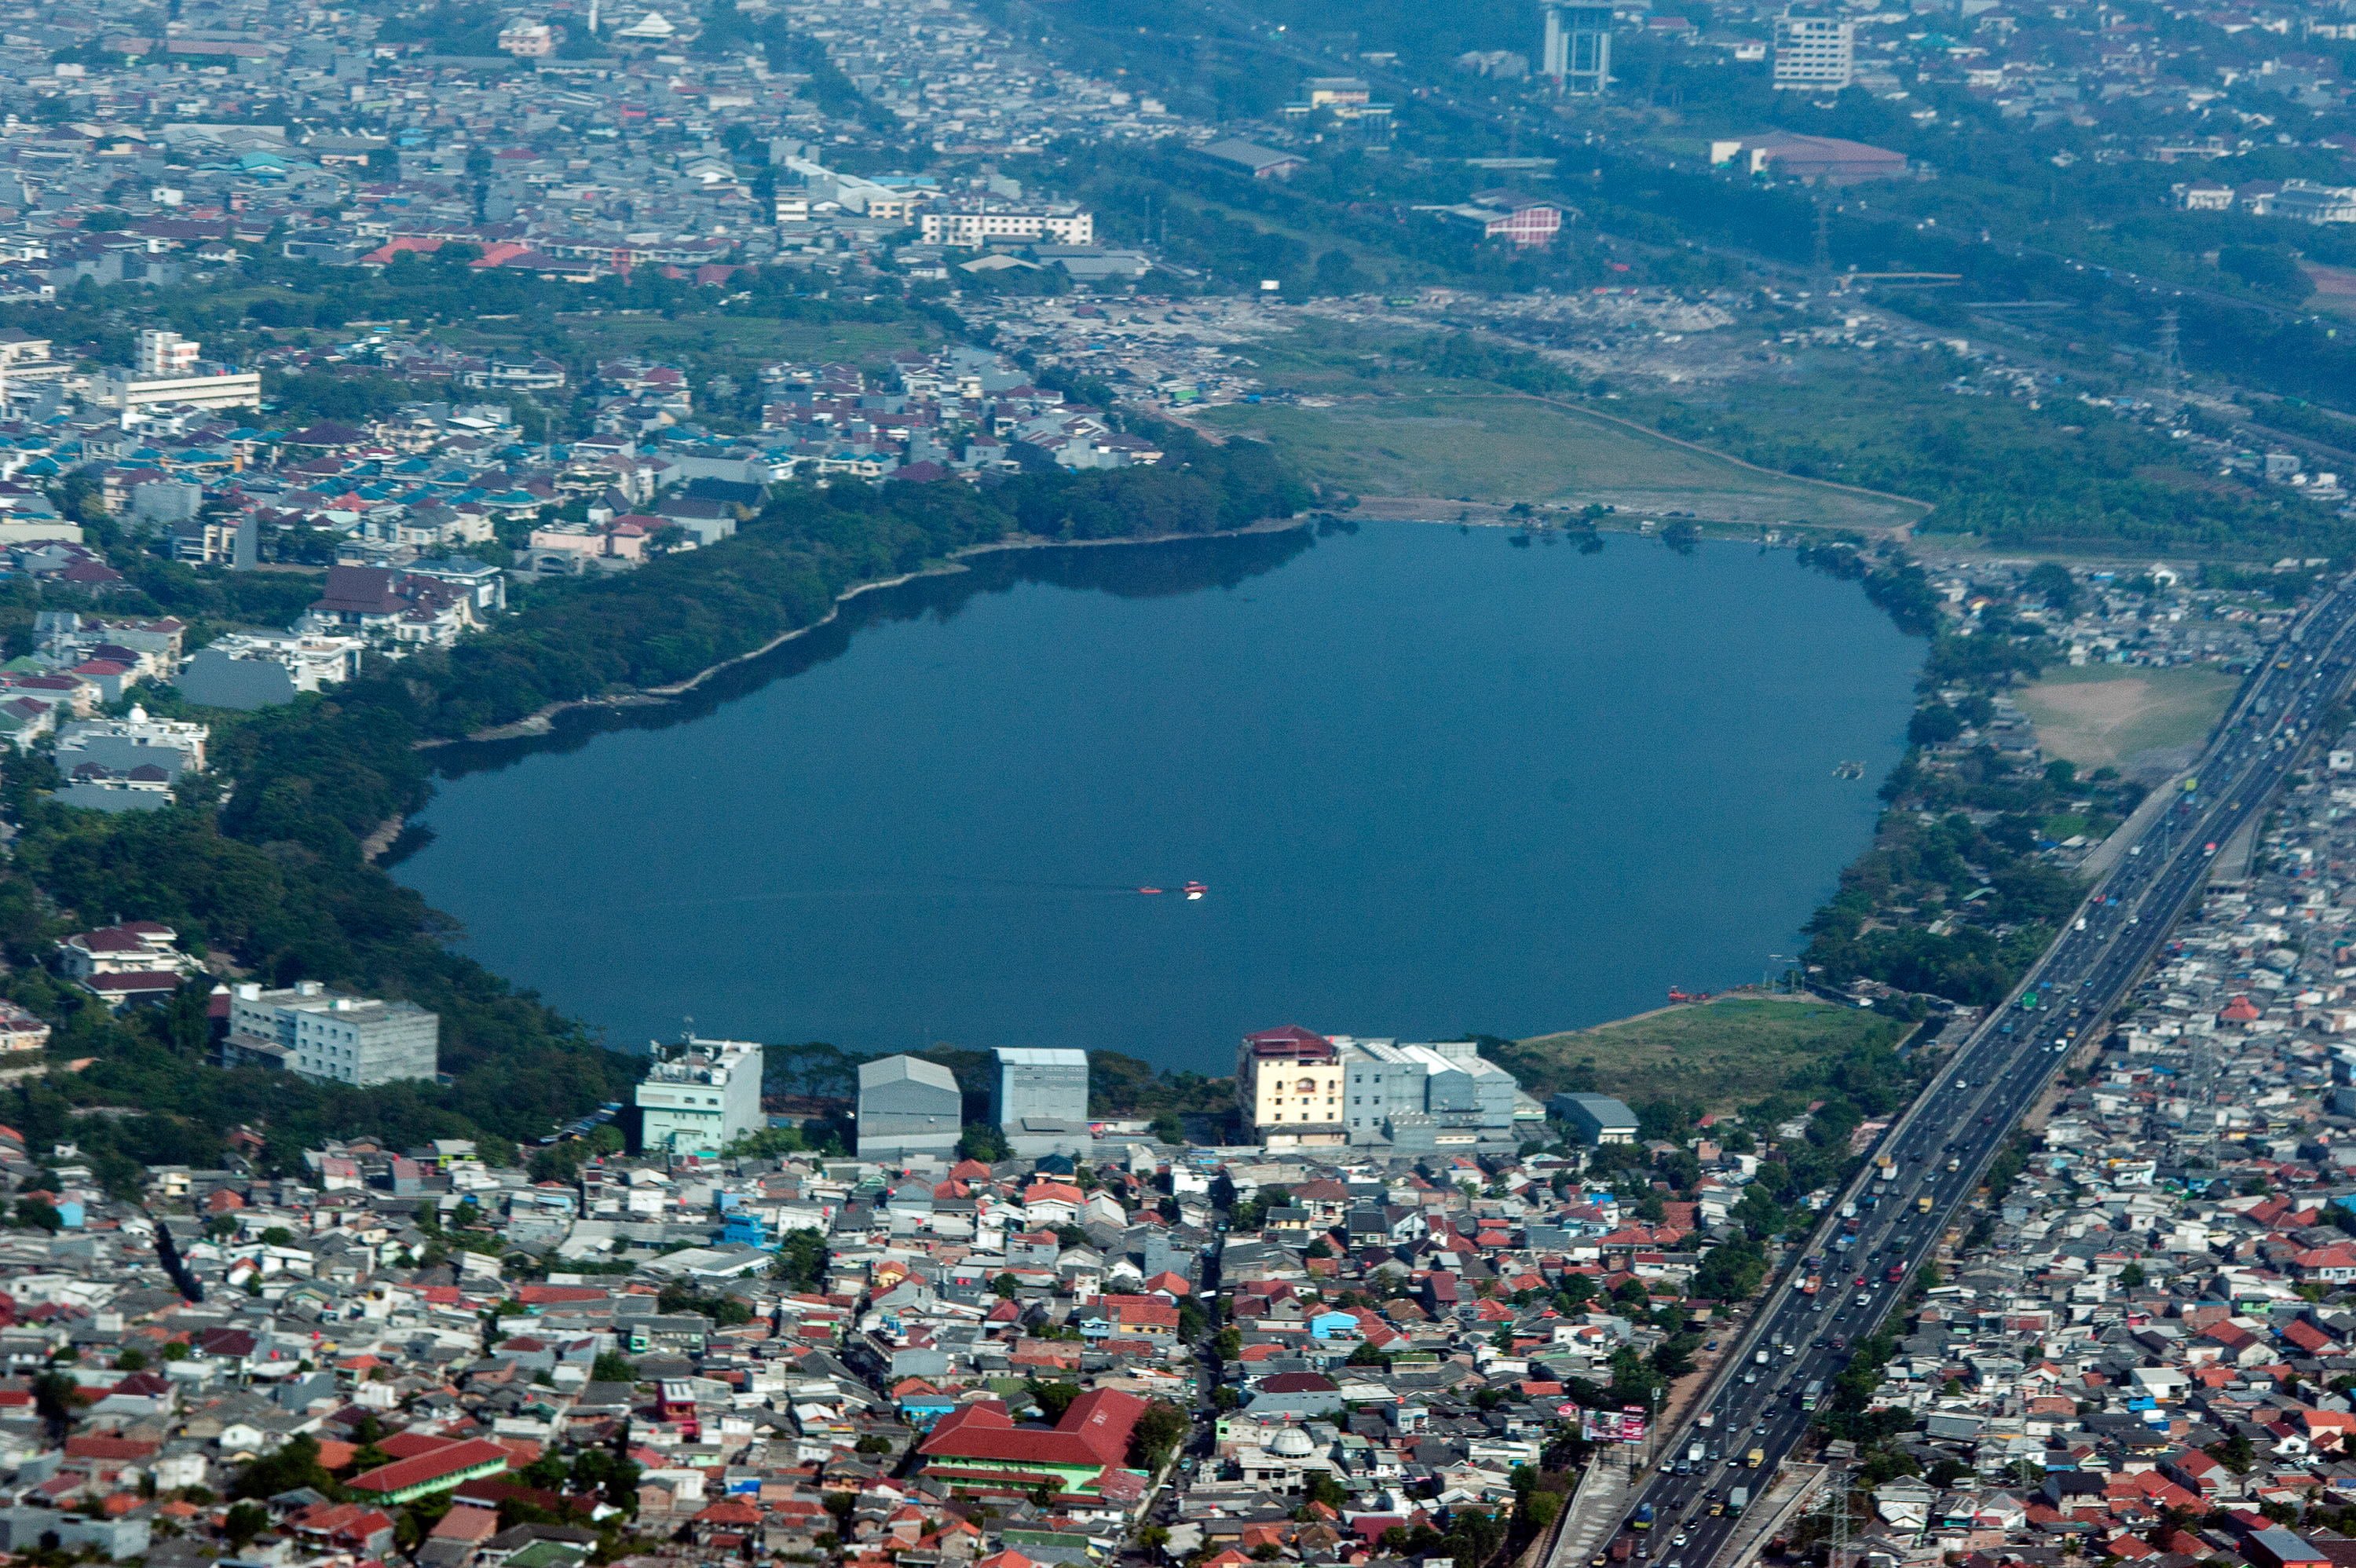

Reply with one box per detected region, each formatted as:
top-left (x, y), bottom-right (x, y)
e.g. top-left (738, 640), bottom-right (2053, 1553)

top-left (1575, 578), bottom-right (2356, 1568)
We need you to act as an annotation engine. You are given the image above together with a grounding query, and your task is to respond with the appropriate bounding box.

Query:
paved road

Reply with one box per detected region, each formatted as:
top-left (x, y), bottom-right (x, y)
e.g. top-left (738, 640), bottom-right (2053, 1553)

top-left (1577, 579), bottom-right (2356, 1568)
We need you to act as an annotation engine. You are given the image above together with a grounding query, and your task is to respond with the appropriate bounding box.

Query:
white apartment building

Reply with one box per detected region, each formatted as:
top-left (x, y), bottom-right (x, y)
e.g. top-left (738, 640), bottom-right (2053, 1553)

top-left (2268, 180), bottom-right (2356, 224)
top-left (498, 18), bottom-right (555, 54)
top-left (94, 331), bottom-right (262, 414)
top-left (225, 980), bottom-right (441, 1087)
top-left (138, 331), bottom-right (200, 376)
top-left (177, 631), bottom-right (365, 711)
top-left (917, 207), bottom-right (1095, 248)
top-left (0, 330), bottom-right (68, 397)
top-left (1772, 13), bottom-right (1854, 88)
top-left (637, 1036), bottom-right (765, 1155)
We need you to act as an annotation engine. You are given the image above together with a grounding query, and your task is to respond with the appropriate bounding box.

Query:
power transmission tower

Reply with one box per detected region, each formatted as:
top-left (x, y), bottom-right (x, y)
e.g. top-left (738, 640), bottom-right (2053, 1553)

top-left (2157, 306), bottom-right (2180, 383)
top-left (1813, 200), bottom-right (1831, 280)
top-left (1812, 1476), bottom-right (1858, 1568)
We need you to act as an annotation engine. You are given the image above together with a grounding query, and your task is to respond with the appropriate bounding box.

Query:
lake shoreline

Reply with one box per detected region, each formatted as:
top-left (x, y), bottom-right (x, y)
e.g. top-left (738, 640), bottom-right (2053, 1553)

top-left (415, 514), bottom-right (1317, 751)
top-left (396, 524), bottom-right (1921, 1063)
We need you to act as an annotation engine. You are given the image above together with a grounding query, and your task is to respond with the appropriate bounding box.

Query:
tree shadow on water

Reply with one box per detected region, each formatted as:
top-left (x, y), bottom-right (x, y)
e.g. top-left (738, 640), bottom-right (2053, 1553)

top-left (429, 524), bottom-right (1319, 782)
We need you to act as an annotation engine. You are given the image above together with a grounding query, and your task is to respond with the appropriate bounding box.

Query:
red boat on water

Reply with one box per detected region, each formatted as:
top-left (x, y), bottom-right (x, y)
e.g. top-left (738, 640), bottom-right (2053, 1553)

top-left (1667, 986), bottom-right (1714, 1004)
top-left (1137, 886), bottom-right (1165, 895)
top-left (1183, 881), bottom-right (1208, 901)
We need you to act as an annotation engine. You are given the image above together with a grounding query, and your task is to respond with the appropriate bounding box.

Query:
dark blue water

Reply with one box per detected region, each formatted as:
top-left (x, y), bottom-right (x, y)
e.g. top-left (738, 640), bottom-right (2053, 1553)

top-left (398, 524), bottom-right (1919, 1073)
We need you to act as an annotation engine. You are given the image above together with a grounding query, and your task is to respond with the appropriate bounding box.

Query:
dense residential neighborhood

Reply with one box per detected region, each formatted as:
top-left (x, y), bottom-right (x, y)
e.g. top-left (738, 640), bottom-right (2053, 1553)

top-left (5, 0), bottom-right (2356, 1567)
top-left (28, 859), bottom-right (2356, 1568)
top-left (1775, 727), bottom-right (2356, 1568)
top-left (0, 1029), bottom-right (1733, 1568)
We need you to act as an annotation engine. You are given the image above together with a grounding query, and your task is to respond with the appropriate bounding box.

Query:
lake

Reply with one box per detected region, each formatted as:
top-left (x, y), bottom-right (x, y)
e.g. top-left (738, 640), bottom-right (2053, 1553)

top-left (397, 522), bottom-right (1921, 1074)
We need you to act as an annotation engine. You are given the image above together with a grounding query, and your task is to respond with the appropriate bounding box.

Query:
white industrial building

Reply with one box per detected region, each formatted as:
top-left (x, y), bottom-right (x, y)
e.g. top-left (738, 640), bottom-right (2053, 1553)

top-left (991, 1046), bottom-right (1091, 1157)
top-left (1333, 1036), bottom-right (1538, 1151)
top-left (858, 1054), bottom-right (963, 1161)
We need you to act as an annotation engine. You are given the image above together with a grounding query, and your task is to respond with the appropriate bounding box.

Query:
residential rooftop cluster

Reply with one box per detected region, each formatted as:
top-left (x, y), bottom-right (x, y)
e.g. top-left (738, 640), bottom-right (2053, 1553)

top-left (1799, 727), bottom-right (2356, 1568)
top-left (1480, 0), bottom-right (2356, 175)
top-left (1925, 557), bottom-right (2295, 675)
top-left (0, 323), bottom-right (1172, 720)
top-left (0, 1014), bottom-right (1886, 1568)
top-left (0, 0), bottom-right (1215, 296)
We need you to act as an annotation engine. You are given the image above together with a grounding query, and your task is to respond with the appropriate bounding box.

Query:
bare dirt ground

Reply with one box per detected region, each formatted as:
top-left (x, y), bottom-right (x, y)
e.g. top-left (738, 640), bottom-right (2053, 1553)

top-left (2303, 261), bottom-right (2356, 320)
top-left (2014, 664), bottom-right (2239, 774)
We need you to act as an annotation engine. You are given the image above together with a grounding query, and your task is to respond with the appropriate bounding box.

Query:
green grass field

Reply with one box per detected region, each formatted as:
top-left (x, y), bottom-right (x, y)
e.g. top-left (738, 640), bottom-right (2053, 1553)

top-left (1494, 995), bottom-right (1912, 1109)
top-left (2014, 663), bottom-right (2239, 772)
top-left (1195, 394), bottom-right (1919, 529)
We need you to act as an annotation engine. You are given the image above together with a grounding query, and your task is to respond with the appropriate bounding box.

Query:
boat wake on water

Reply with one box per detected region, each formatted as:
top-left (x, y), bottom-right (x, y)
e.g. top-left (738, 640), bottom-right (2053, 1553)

top-left (559, 874), bottom-right (1212, 919)
top-left (1132, 880), bottom-right (1211, 900)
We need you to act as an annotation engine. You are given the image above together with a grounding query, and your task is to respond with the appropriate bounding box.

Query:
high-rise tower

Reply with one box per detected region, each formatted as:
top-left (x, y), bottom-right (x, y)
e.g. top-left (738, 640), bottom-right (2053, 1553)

top-left (1542, 5), bottom-right (1614, 93)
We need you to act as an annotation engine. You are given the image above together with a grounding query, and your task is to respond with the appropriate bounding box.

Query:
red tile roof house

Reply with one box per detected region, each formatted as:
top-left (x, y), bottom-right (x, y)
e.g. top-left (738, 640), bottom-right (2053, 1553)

top-left (690, 1499), bottom-right (763, 1545)
top-left (290, 1500), bottom-right (397, 1555)
top-left (2162, 1447), bottom-right (2235, 1500)
top-left (426, 1501), bottom-right (501, 1551)
top-left (80, 969), bottom-right (190, 1009)
top-left (917, 1388), bottom-right (1147, 1501)
top-left (1081, 1294), bottom-right (1179, 1347)
top-left (56, 921), bottom-right (192, 980)
top-left (2295, 1246), bottom-right (2356, 1285)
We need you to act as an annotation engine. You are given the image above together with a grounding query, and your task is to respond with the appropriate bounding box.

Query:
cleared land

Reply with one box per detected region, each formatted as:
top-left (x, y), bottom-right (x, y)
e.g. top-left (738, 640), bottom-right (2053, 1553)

top-left (2014, 663), bottom-right (2238, 773)
top-left (2303, 262), bottom-right (2356, 320)
top-left (1494, 995), bottom-right (1910, 1110)
top-left (1194, 395), bottom-right (1919, 530)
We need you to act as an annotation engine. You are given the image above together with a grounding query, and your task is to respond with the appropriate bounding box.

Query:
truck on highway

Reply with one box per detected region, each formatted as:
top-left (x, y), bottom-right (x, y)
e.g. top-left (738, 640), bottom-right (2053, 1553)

top-left (1917, 1194), bottom-right (1934, 1213)
top-left (1729, 1487), bottom-right (1749, 1515)
top-left (1689, 1440), bottom-right (1707, 1466)
top-left (1632, 1504), bottom-right (1655, 1532)
top-left (1747, 1448), bottom-right (1766, 1468)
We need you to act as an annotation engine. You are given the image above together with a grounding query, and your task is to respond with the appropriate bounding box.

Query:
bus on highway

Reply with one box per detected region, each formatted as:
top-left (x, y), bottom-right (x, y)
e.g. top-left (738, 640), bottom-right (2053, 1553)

top-left (1800, 1378), bottom-right (1824, 1411)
